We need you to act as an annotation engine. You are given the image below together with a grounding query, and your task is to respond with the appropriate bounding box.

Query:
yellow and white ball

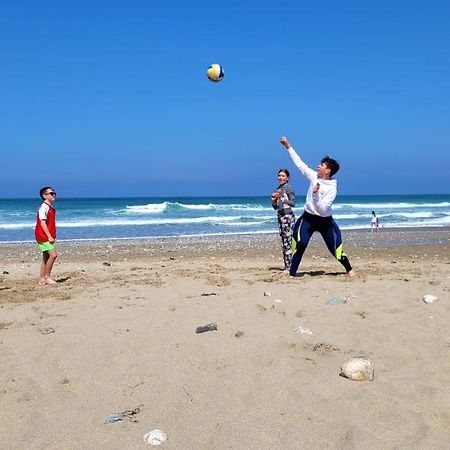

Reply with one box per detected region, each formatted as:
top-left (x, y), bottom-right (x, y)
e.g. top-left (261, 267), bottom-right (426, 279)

top-left (206, 64), bottom-right (224, 82)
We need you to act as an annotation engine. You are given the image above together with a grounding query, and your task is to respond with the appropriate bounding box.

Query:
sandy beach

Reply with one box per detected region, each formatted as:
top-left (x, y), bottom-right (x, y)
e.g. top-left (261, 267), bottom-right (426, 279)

top-left (1, 228), bottom-right (450, 449)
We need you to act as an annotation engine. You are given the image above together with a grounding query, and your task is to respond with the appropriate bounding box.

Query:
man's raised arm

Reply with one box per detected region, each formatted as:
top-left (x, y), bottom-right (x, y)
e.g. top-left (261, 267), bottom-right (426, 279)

top-left (280, 137), bottom-right (316, 181)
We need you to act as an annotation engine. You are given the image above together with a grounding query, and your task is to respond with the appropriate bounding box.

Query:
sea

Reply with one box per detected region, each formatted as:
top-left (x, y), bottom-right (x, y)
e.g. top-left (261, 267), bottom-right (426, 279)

top-left (0, 194), bottom-right (449, 244)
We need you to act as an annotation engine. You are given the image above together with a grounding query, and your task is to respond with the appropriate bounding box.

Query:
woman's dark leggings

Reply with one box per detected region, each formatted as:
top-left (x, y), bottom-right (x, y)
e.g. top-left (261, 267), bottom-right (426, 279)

top-left (290, 212), bottom-right (353, 276)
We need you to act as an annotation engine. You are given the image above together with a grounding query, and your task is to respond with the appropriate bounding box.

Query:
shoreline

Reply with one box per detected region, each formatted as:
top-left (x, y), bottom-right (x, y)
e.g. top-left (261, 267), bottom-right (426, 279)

top-left (0, 227), bottom-right (449, 262)
top-left (1, 225), bottom-right (449, 246)
top-left (1, 222), bottom-right (450, 247)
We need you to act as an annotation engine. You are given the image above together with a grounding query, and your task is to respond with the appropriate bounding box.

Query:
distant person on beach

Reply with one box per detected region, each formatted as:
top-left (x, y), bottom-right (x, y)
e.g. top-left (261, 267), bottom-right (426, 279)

top-left (271, 169), bottom-right (296, 272)
top-left (35, 187), bottom-right (58, 286)
top-left (280, 137), bottom-right (356, 277)
top-left (371, 211), bottom-right (379, 232)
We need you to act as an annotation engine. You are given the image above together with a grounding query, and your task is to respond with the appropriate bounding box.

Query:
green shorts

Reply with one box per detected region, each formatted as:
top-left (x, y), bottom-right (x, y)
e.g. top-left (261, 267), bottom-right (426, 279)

top-left (38, 242), bottom-right (55, 252)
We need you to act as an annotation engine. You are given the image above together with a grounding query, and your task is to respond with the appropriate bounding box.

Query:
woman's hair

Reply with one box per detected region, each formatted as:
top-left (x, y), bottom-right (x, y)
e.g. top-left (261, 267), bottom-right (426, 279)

top-left (372, 211), bottom-right (376, 215)
top-left (278, 168), bottom-right (290, 179)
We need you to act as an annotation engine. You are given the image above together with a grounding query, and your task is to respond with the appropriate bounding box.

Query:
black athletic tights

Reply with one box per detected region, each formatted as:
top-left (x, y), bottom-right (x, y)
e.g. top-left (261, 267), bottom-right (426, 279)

top-left (290, 211), bottom-right (353, 276)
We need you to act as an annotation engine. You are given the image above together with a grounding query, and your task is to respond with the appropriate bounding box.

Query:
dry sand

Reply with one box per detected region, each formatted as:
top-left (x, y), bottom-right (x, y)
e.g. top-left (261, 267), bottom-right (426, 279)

top-left (1, 229), bottom-right (450, 449)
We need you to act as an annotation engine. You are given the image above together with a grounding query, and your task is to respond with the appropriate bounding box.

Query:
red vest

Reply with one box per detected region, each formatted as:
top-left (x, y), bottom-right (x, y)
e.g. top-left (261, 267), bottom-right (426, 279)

top-left (35, 203), bottom-right (56, 243)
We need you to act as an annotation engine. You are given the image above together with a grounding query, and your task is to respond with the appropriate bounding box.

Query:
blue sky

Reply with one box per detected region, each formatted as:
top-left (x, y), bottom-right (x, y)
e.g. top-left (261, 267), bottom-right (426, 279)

top-left (2, 0), bottom-right (449, 197)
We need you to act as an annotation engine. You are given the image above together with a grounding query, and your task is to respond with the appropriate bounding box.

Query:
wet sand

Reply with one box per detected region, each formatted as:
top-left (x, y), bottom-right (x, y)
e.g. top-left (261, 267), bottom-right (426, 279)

top-left (1, 228), bottom-right (450, 449)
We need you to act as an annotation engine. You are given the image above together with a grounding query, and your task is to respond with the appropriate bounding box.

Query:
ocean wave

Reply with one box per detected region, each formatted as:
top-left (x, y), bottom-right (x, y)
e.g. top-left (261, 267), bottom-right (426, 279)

top-left (174, 202), bottom-right (213, 210)
top-left (66, 216), bottom-right (244, 227)
top-left (0, 213), bottom-right (281, 230)
top-left (216, 204), bottom-right (269, 211)
top-left (125, 202), bottom-right (168, 213)
top-left (125, 201), bottom-right (271, 214)
top-left (2, 217), bottom-right (450, 245)
top-left (0, 216), bottom-right (255, 230)
top-left (217, 220), bottom-right (270, 226)
top-left (0, 222), bottom-right (33, 230)
top-left (0, 229), bottom-right (279, 244)
top-left (4, 212), bottom-right (447, 231)
top-left (177, 202), bottom-right (270, 212)
top-left (419, 215), bottom-right (450, 225)
top-left (333, 214), bottom-right (363, 220)
top-left (125, 201), bottom-right (217, 213)
top-left (380, 212), bottom-right (435, 219)
top-left (340, 215), bottom-right (450, 230)
top-left (337, 202), bottom-right (450, 209)
top-left (377, 216), bottom-right (450, 228)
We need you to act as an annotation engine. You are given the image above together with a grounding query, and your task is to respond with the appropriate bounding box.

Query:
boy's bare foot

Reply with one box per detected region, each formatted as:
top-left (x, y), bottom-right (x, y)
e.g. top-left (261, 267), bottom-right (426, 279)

top-left (347, 269), bottom-right (357, 278)
top-left (38, 280), bottom-right (46, 287)
top-left (45, 278), bottom-right (58, 285)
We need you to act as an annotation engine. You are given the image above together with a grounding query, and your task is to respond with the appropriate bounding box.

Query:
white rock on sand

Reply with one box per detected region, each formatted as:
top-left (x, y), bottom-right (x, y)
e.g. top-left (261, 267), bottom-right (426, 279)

top-left (340, 357), bottom-right (374, 381)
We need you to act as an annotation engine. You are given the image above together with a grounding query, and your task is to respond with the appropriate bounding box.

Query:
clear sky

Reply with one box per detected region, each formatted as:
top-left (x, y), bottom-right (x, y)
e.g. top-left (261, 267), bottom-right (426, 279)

top-left (2, 0), bottom-right (449, 197)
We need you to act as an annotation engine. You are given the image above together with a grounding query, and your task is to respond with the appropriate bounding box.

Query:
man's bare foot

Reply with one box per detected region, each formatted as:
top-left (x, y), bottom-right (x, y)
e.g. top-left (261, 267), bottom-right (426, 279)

top-left (38, 280), bottom-right (46, 287)
top-left (347, 269), bottom-right (357, 278)
top-left (45, 278), bottom-right (58, 285)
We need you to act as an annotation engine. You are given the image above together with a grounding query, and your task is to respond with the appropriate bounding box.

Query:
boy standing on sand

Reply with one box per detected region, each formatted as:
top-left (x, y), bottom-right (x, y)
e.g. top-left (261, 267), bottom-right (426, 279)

top-left (35, 187), bottom-right (58, 285)
top-left (280, 137), bottom-right (356, 278)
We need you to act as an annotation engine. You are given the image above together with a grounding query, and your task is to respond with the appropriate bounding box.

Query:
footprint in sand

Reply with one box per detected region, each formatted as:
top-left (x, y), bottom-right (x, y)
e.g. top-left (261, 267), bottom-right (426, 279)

top-left (354, 311), bottom-right (367, 319)
top-left (312, 343), bottom-right (340, 355)
top-left (206, 275), bottom-right (230, 287)
top-left (0, 321), bottom-right (13, 331)
top-left (289, 342), bottom-right (340, 356)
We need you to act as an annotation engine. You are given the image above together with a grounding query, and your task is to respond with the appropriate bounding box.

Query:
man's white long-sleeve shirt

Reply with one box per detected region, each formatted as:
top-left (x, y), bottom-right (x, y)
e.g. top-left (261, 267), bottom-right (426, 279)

top-left (286, 146), bottom-right (337, 217)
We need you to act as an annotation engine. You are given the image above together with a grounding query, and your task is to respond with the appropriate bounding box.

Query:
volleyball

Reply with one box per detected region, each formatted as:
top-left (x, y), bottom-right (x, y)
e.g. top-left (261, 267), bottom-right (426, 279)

top-left (206, 64), bottom-right (224, 82)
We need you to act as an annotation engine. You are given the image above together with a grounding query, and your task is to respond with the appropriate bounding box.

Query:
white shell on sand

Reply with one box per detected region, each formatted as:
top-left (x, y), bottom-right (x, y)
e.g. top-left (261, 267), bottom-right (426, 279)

top-left (422, 294), bottom-right (437, 304)
top-left (143, 429), bottom-right (167, 446)
top-left (340, 358), bottom-right (374, 381)
top-left (294, 325), bottom-right (312, 335)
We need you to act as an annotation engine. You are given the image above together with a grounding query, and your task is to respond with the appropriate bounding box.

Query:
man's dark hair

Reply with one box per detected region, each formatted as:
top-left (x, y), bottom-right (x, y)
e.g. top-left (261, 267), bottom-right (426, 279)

top-left (39, 186), bottom-right (53, 200)
top-left (321, 156), bottom-right (340, 177)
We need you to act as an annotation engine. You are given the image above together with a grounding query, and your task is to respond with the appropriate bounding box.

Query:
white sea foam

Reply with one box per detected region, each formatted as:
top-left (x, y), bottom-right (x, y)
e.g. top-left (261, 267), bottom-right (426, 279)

top-left (218, 205), bottom-right (270, 211)
top-left (0, 216), bottom-right (245, 229)
top-left (333, 214), bottom-right (363, 220)
top-left (81, 216), bottom-right (239, 228)
top-left (382, 212), bottom-right (435, 219)
top-left (174, 202), bottom-right (271, 211)
top-left (125, 201), bottom-right (272, 213)
top-left (341, 215), bottom-right (450, 229)
top-left (0, 222), bottom-right (32, 230)
top-left (379, 218), bottom-right (450, 227)
top-left (126, 202), bottom-right (168, 213)
top-left (174, 203), bottom-right (213, 210)
top-left (421, 216), bottom-right (450, 225)
top-left (337, 202), bottom-right (450, 209)
top-left (0, 229), bottom-right (280, 245)
top-left (2, 211), bottom-right (447, 231)
top-left (175, 203), bottom-right (271, 212)
top-left (217, 220), bottom-right (269, 226)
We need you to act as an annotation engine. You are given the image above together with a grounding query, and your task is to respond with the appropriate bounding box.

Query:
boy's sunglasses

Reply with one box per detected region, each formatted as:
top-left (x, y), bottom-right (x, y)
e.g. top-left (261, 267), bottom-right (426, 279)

top-left (46, 192), bottom-right (56, 196)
